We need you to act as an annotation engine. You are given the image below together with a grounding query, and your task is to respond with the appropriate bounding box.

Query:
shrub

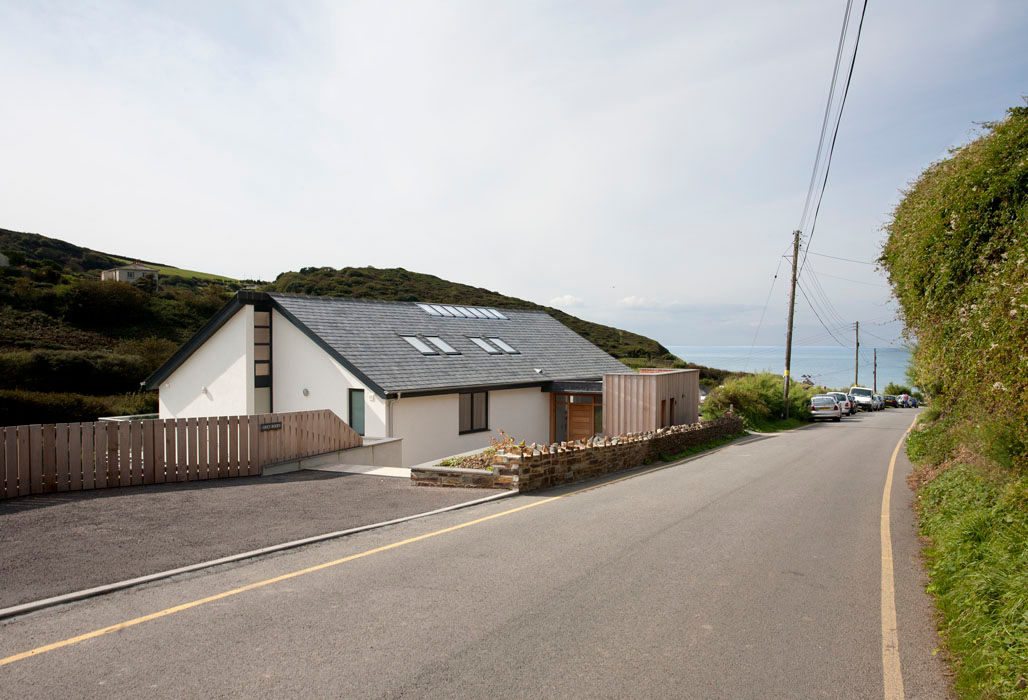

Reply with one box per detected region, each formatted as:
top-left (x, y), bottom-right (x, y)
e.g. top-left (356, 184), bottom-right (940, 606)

top-left (65, 279), bottom-right (148, 328)
top-left (0, 349), bottom-right (149, 394)
top-left (702, 372), bottom-right (815, 431)
top-left (0, 389), bottom-right (157, 425)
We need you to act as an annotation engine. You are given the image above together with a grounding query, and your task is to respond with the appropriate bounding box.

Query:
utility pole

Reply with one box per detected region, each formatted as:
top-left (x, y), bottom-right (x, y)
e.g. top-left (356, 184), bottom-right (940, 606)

top-left (783, 229), bottom-right (801, 418)
top-left (873, 347), bottom-right (877, 393)
top-left (854, 321), bottom-right (860, 386)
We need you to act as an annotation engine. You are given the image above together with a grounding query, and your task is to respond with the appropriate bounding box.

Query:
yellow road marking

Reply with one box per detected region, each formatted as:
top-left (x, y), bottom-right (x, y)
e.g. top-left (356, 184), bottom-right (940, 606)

top-left (0, 445), bottom-right (737, 668)
top-left (881, 413), bottom-right (919, 699)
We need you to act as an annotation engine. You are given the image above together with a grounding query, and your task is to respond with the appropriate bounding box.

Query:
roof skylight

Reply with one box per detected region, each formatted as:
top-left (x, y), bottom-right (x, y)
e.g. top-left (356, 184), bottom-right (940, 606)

top-left (417, 303), bottom-right (442, 316)
top-left (488, 337), bottom-right (518, 354)
top-left (401, 336), bottom-right (437, 355)
top-left (468, 337), bottom-right (501, 354)
top-left (425, 336), bottom-right (459, 354)
top-left (430, 304), bottom-right (453, 316)
top-left (485, 309), bottom-right (508, 319)
top-left (415, 302), bottom-right (510, 320)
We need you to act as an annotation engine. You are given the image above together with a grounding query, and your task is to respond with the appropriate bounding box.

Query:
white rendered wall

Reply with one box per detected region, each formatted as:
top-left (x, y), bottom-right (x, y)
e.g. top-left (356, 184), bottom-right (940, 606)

top-left (158, 306), bottom-right (253, 418)
top-left (271, 310), bottom-right (386, 436)
top-left (392, 387), bottom-right (550, 466)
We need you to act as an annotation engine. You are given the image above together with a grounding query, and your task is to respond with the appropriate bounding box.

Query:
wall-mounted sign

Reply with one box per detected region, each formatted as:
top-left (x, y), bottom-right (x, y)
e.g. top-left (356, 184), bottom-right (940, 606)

top-left (259, 421), bottom-right (282, 432)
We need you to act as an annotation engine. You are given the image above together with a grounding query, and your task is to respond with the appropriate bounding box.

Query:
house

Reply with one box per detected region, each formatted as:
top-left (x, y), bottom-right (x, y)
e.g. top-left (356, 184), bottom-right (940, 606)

top-left (146, 291), bottom-right (685, 466)
top-left (101, 262), bottom-right (158, 285)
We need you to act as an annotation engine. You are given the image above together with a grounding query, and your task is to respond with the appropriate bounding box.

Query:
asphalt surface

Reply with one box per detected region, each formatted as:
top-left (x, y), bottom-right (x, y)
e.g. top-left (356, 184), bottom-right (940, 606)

top-left (0, 408), bottom-right (950, 698)
top-left (0, 470), bottom-right (486, 608)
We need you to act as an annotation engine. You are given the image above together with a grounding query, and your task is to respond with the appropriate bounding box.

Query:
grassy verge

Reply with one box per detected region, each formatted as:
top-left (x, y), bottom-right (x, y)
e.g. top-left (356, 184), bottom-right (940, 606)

top-left (908, 414), bottom-right (1028, 698)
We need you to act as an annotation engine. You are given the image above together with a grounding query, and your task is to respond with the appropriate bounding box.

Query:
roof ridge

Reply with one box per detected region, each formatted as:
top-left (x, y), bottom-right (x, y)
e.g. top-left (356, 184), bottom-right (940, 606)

top-left (264, 292), bottom-right (548, 314)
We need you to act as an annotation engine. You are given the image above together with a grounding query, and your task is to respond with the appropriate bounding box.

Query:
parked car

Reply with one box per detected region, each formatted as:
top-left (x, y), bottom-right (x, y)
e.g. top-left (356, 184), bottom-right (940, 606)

top-left (884, 394), bottom-right (898, 408)
top-left (873, 394), bottom-right (884, 411)
top-left (827, 392), bottom-right (854, 416)
top-left (810, 395), bottom-right (842, 422)
top-left (849, 387), bottom-right (875, 411)
top-left (898, 393), bottom-right (912, 407)
top-left (908, 396), bottom-right (919, 408)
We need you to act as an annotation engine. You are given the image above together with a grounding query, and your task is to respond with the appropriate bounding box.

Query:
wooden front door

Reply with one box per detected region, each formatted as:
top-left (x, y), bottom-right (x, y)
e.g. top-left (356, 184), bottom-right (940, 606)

top-left (568, 404), bottom-right (594, 441)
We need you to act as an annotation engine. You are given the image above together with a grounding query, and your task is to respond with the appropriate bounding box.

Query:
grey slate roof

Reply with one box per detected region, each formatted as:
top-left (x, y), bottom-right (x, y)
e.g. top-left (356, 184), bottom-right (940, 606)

top-left (269, 293), bottom-right (632, 396)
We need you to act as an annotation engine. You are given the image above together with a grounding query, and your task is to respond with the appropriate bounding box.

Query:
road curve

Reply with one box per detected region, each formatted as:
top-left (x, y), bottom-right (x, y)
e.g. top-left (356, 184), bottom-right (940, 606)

top-left (0, 408), bottom-right (949, 698)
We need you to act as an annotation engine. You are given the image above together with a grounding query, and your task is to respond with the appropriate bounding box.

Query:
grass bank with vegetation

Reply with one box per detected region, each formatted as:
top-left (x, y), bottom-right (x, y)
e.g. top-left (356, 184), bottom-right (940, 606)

top-left (880, 103), bottom-right (1027, 697)
top-left (701, 372), bottom-right (816, 432)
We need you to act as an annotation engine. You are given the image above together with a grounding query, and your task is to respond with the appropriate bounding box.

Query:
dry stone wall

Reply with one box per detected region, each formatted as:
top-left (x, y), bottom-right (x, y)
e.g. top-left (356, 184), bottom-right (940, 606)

top-left (410, 414), bottom-right (744, 492)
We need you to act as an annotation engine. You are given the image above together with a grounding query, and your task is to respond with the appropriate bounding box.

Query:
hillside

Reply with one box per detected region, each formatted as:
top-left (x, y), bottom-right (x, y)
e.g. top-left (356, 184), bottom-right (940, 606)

top-left (265, 267), bottom-right (678, 362)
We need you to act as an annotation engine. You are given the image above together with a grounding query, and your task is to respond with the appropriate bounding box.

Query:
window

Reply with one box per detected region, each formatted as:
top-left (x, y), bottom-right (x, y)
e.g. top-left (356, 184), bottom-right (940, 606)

top-left (430, 304), bottom-right (453, 317)
top-left (486, 308), bottom-right (508, 319)
top-left (401, 336), bottom-right (437, 354)
top-left (487, 337), bottom-right (518, 354)
top-left (254, 307), bottom-right (272, 392)
top-left (459, 392), bottom-right (488, 433)
top-left (468, 337), bottom-right (501, 354)
top-left (425, 336), bottom-right (459, 354)
top-left (417, 303), bottom-right (442, 316)
top-left (349, 389), bottom-right (365, 436)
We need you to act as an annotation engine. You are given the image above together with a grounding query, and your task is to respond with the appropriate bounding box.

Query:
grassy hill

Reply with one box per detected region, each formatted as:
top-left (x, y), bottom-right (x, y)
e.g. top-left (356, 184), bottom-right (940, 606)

top-left (1, 228), bottom-right (711, 425)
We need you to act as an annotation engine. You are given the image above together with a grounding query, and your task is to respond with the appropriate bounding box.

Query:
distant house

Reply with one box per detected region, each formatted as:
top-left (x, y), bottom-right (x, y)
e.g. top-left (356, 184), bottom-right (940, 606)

top-left (101, 262), bottom-right (158, 285)
top-left (145, 292), bottom-right (699, 467)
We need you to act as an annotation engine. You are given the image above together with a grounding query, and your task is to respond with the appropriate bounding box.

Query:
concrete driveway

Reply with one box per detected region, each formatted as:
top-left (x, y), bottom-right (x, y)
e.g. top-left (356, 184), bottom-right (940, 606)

top-left (0, 470), bottom-right (488, 609)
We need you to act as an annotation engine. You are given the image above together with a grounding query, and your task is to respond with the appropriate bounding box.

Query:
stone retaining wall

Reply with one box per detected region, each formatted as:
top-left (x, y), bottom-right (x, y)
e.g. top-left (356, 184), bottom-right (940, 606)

top-left (411, 414), bottom-right (744, 492)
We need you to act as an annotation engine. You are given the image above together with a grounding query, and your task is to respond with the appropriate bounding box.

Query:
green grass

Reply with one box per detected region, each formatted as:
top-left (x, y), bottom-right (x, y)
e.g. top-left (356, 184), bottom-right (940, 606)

top-left (916, 462), bottom-right (1028, 698)
top-left (702, 372), bottom-right (817, 433)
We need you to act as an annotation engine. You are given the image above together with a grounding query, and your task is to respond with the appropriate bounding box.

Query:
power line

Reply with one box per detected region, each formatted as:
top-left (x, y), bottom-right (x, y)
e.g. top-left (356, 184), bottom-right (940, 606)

top-left (746, 244), bottom-right (792, 365)
top-left (804, 250), bottom-right (874, 265)
top-left (797, 0), bottom-right (855, 234)
top-left (812, 270), bottom-right (891, 288)
top-left (799, 0), bottom-right (869, 275)
top-left (797, 280), bottom-right (848, 346)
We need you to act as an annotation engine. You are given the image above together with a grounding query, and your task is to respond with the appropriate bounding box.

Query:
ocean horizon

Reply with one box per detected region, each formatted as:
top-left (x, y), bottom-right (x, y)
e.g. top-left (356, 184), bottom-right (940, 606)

top-left (668, 345), bottom-right (913, 392)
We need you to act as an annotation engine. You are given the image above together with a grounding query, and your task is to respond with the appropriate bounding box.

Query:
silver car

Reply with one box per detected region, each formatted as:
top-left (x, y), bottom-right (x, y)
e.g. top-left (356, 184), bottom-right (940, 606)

top-left (810, 395), bottom-right (842, 422)
top-left (827, 392), bottom-right (854, 416)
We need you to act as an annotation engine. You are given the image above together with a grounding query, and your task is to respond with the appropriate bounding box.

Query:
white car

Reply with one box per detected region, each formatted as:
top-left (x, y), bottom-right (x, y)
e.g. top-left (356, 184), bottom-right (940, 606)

top-left (849, 387), bottom-right (875, 411)
top-left (827, 392), bottom-right (854, 416)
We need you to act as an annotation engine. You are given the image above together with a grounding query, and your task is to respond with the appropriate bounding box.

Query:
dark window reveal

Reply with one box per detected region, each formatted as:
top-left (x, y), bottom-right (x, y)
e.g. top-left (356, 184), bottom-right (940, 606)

top-left (459, 392), bottom-right (488, 434)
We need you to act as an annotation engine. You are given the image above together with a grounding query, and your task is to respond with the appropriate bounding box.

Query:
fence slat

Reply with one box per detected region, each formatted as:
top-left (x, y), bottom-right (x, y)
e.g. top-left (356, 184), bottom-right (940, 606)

top-left (153, 420), bottom-right (165, 484)
top-left (68, 423), bottom-right (82, 491)
top-left (118, 421), bottom-right (131, 487)
top-left (185, 418), bottom-right (196, 480)
top-left (41, 425), bottom-right (56, 493)
top-left (143, 421), bottom-right (155, 485)
top-left (93, 422), bottom-right (108, 489)
top-left (164, 419), bottom-right (176, 482)
top-left (129, 421), bottom-right (143, 485)
top-left (55, 423), bottom-right (69, 492)
top-left (175, 419), bottom-right (188, 482)
top-left (16, 426), bottom-right (30, 496)
top-left (28, 424), bottom-right (43, 494)
top-left (106, 422), bottom-right (120, 486)
top-left (1, 428), bottom-right (10, 499)
top-left (216, 417), bottom-right (228, 478)
top-left (81, 424), bottom-right (95, 490)
top-left (229, 417), bottom-right (240, 476)
top-left (247, 416), bottom-right (259, 475)
top-left (197, 417), bottom-right (209, 480)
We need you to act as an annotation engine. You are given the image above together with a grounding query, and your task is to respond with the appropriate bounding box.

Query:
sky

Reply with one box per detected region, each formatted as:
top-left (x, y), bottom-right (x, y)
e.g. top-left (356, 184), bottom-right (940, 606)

top-left (2, 0), bottom-right (1026, 354)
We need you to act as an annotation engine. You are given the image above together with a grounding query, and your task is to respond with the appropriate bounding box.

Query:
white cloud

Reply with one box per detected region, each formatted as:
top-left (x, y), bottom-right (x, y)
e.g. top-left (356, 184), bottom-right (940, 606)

top-left (548, 294), bottom-right (584, 308)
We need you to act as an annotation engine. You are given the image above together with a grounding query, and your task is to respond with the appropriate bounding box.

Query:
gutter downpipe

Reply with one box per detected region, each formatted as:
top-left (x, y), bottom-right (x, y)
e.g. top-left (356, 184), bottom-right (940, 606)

top-left (386, 391), bottom-right (401, 437)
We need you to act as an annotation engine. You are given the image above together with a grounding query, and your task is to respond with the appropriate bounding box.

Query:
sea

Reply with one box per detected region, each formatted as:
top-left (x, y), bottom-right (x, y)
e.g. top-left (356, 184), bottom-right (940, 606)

top-left (668, 345), bottom-right (912, 392)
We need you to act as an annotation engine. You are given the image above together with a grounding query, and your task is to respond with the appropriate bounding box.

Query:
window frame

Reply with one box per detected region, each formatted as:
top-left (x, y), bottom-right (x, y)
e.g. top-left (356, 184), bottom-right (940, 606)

top-left (458, 391), bottom-right (489, 434)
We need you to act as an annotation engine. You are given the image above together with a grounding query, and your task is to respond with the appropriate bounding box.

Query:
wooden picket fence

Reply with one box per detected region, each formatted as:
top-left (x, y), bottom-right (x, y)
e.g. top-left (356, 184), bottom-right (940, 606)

top-left (0, 409), bottom-right (361, 500)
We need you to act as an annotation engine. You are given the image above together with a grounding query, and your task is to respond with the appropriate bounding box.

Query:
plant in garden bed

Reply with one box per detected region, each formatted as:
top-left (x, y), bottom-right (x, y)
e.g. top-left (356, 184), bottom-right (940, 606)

top-left (436, 429), bottom-right (526, 471)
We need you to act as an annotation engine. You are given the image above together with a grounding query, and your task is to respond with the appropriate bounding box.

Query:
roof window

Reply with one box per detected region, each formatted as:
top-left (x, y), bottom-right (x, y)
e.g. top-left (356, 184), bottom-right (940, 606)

top-left (417, 303), bottom-right (442, 316)
top-left (425, 336), bottom-right (459, 354)
top-left (401, 336), bottom-right (437, 355)
top-left (468, 337), bottom-right (501, 354)
top-left (488, 337), bottom-right (518, 354)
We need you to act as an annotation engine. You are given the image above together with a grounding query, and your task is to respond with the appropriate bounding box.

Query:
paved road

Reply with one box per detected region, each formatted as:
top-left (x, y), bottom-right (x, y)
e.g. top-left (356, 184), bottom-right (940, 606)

top-left (0, 408), bottom-right (949, 698)
top-left (0, 470), bottom-right (486, 608)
